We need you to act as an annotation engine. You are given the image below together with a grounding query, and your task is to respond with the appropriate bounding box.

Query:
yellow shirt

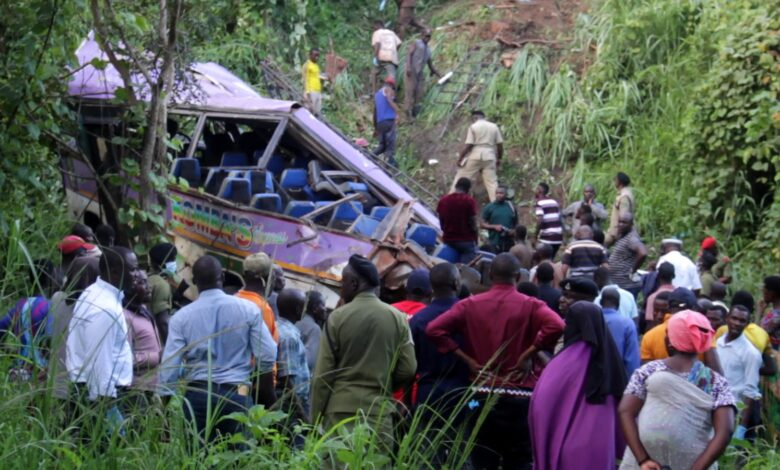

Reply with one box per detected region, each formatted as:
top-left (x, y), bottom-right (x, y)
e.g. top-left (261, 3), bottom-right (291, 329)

top-left (303, 60), bottom-right (322, 93)
top-left (714, 323), bottom-right (770, 353)
top-left (641, 314), bottom-right (671, 361)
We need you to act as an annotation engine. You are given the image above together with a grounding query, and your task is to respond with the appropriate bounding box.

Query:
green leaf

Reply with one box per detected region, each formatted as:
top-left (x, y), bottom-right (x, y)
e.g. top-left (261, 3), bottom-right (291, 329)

top-left (25, 123), bottom-right (40, 140)
top-left (89, 57), bottom-right (109, 70)
top-left (133, 14), bottom-right (150, 32)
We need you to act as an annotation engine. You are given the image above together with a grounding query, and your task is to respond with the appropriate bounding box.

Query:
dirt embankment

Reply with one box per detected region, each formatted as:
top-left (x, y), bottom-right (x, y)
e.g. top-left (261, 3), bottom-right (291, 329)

top-left (403, 0), bottom-right (586, 216)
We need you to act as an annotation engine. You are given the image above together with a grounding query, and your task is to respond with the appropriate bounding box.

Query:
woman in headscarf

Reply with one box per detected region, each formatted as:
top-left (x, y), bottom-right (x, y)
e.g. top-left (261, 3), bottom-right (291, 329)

top-left (530, 301), bottom-right (628, 469)
top-left (619, 310), bottom-right (736, 469)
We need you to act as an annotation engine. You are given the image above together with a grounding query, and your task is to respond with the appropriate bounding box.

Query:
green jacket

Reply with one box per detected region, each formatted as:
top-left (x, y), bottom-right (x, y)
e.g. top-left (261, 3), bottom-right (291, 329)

top-left (311, 292), bottom-right (416, 420)
top-left (148, 271), bottom-right (182, 315)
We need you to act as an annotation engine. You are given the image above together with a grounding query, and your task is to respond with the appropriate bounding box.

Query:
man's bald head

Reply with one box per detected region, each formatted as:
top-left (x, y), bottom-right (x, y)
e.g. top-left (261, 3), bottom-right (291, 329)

top-left (192, 255), bottom-right (223, 291)
top-left (430, 262), bottom-right (460, 298)
top-left (575, 225), bottom-right (593, 241)
top-left (617, 212), bottom-right (634, 235)
top-left (490, 253), bottom-right (521, 285)
top-left (278, 288), bottom-right (306, 322)
top-left (710, 281), bottom-right (727, 301)
top-left (601, 287), bottom-right (620, 309)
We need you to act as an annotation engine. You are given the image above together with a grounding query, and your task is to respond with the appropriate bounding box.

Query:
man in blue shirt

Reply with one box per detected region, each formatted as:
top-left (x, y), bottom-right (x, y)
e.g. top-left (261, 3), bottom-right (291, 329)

top-left (158, 255), bottom-right (277, 443)
top-left (600, 287), bottom-right (640, 376)
top-left (373, 75), bottom-right (400, 167)
top-left (408, 262), bottom-right (469, 462)
top-left (409, 262), bottom-right (469, 409)
top-left (275, 288), bottom-right (311, 419)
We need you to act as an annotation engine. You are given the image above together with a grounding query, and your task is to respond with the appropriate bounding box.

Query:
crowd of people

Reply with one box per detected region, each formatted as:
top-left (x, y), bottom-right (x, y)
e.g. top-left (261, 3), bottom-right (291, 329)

top-left (430, 167), bottom-right (780, 468)
top-left (3, 162), bottom-right (780, 469)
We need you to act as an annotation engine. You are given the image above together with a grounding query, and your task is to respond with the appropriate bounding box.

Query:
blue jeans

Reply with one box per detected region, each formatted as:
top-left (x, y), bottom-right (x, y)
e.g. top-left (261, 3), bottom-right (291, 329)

top-left (447, 241), bottom-right (478, 263)
top-left (184, 382), bottom-right (253, 443)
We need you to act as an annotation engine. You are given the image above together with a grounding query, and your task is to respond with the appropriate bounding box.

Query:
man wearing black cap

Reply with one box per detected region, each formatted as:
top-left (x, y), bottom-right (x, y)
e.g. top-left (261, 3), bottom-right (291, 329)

top-left (640, 287), bottom-right (697, 362)
top-left (311, 255), bottom-right (416, 451)
top-left (392, 268), bottom-right (432, 319)
top-left (559, 277), bottom-right (600, 316)
top-left (452, 110), bottom-right (503, 202)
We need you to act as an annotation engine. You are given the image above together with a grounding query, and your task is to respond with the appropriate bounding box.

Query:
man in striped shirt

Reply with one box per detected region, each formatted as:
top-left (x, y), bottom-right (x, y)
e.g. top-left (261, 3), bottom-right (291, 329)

top-left (560, 225), bottom-right (608, 280)
top-left (534, 183), bottom-right (563, 258)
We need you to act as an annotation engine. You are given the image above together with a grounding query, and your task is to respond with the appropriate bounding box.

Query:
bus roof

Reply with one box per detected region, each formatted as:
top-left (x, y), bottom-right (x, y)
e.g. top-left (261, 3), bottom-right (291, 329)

top-left (69, 33), bottom-right (297, 113)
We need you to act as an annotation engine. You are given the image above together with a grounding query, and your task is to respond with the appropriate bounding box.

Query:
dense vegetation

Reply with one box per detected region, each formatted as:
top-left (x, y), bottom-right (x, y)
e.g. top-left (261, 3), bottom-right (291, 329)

top-left (1, 0), bottom-right (780, 466)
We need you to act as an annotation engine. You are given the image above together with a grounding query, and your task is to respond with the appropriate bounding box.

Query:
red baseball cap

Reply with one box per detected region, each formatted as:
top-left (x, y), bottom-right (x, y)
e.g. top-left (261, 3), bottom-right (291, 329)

top-left (384, 75), bottom-right (396, 87)
top-left (58, 235), bottom-right (95, 254)
top-left (701, 236), bottom-right (717, 250)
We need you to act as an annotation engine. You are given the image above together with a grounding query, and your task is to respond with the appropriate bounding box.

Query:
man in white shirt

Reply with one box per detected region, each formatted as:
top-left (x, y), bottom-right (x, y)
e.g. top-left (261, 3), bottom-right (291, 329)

top-left (370, 20), bottom-right (402, 92)
top-left (66, 246), bottom-right (137, 435)
top-left (594, 266), bottom-right (639, 321)
top-left (717, 305), bottom-right (762, 440)
top-left (656, 238), bottom-right (702, 292)
top-left (67, 246), bottom-right (136, 400)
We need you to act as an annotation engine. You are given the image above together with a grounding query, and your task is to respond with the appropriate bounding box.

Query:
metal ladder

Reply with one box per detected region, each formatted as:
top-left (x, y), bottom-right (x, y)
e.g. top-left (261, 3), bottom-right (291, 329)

top-left (430, 45), bottom-right (500, 141)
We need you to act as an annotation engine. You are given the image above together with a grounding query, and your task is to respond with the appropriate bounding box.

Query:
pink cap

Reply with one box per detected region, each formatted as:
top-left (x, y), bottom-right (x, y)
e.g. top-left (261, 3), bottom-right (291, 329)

top-left (667, 310), bottom-right (714, 354)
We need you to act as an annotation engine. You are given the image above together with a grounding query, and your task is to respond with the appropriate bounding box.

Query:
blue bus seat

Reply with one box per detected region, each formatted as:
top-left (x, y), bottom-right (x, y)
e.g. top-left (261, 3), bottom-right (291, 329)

top-left (218, 177), bottom-right (251, 204)
top-left (405, 223), bottom-right (438, 251)
top-left (340, 181), bottom-right (369, 193)
top-left (280, 168), bottom-right (310, 200)
top-left (370, 206), bottom-right (391, 221)
top-left (171, 157), bottom-right (201, 187)
top-left (204, 168), bottom-right (230, 195)
top-left (266, 153), bottom-right (286, 175)
top-left (284, 201), bottom-right (316, 218)
top-left (351, 214), bottom-right (381, 237)
top-left (220, 152), bottom-right (248, 167)
top-left (251, 193), bottom-right (283, 213)
top-left (329, 201), bottom-right (363, 229)
top-left (433, 244), bottom-right (460, 263)
top-left (292, 155), bottom-right (312, 169)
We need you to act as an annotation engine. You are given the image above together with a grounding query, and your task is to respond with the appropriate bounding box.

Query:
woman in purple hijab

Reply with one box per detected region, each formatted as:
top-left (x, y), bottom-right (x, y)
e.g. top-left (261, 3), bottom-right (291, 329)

top-left (530, 301), bottom-right (628, 469)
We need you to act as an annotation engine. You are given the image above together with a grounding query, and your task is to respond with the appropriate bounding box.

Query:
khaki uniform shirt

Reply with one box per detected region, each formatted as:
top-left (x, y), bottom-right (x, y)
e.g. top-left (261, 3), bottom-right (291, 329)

top-left (607, 186), bottom-right (635, 239)
top-left (465, 118), bottom-right (503, 161)
top-left (311, 292), bottom-right (416, 420)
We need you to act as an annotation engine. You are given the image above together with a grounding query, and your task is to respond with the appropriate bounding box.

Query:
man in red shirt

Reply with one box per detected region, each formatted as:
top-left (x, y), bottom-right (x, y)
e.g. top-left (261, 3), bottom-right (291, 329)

top-left (437, 177), bottom-right (478, 263)
top-left (392, 268), bottom-right (432, 319)
top-left (426, 253), bottom-right (565, 469)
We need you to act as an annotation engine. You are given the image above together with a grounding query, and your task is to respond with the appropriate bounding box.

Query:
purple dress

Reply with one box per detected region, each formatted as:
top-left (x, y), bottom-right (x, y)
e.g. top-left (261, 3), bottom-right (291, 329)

top-left (530, 341), bottom-right (623, 469)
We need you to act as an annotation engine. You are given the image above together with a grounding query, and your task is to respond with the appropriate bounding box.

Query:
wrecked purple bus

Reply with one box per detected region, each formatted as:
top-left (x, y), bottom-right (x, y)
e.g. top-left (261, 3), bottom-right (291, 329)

top-left (61, 36), bottom-right (458, 306)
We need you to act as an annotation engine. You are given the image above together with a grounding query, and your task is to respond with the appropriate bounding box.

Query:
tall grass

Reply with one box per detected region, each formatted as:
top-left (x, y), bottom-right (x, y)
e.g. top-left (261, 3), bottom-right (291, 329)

top-left (0, 223), bottom-right (497, 467)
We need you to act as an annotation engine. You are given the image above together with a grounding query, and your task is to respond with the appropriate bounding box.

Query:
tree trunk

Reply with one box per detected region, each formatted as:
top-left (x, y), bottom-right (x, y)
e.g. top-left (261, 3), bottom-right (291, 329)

top-left (137, 0), bottom-right (181, 240)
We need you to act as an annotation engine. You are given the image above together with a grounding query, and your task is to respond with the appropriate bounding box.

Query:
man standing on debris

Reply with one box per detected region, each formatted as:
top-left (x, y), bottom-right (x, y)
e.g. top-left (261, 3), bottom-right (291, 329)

top-left (438, 177), bottom-right (479, 263)
top-left (302, 48), bottom-right (326, 117)
top-left (405, 29), bottom-right (440, 118)
top-left (371, 20), bottom-right (402, 91)
top-left (452, 110), bottom-right (503, 202)
top-left (373, 76), bottom-right (400, 167)
top-left (396, 0), bottom-right (425, 39)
